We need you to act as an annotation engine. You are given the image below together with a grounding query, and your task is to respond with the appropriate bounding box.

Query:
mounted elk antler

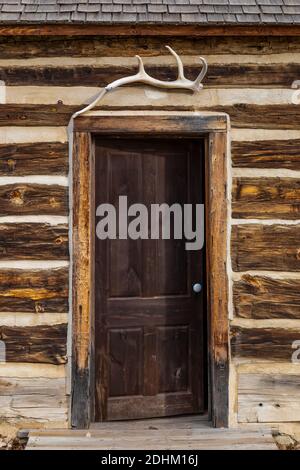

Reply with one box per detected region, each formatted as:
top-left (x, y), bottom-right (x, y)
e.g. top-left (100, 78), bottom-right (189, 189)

top-left (71, 46), bottom-right (208, 119)
top-left (106, 45), bottom-right (208, 93)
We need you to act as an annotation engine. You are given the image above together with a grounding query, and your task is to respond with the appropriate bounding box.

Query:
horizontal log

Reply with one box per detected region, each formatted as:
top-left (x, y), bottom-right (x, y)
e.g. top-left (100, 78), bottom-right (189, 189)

top-left (0, 268), bottom-right (68, 313)
top-left (213, 104), bottom-right (300, 130)
top-left (74, 113), bottom-right (227, 133)
top-left (232, 177), bottom-right (300, 219)
top-left (0, 377), bottom-right (66, 396)
top-left (233, 275), bottom-right (300, 319)
top-left (238, 373), bottom-right (300, 423)
top-left (0, 142), bottom-right (68, 176)
top-left (231, 325), bottom-right (300, 361)
top-left (0, 36), bottom-right (299, 59)
top-left (0, 363), bottom-right (66, 378)
top-left (3, 104), bottom-right (300, 130)
top-left (1, 24), bottom-right (300, 38)
top-left (0, 184), bottom-right (68, 216)
top-left (0, 104), bottom-right (75, 127)
top-left (231, 224), bottom-right (300, 271)
top-left (0, 63), bottom-right (299, 88)
top-left (0, 223), bottom-right (68, 260)
top-left (0, 376), bottom-right (68, 421)
top-left (0, 324), bottom-right (67, 364)
top-left (232, 139), bottom-right (300, 170)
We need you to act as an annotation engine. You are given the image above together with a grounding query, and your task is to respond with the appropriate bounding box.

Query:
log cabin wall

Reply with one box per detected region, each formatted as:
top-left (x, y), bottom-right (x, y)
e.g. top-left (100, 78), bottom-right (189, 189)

top-left (0, 34), bottom-right (300, 428)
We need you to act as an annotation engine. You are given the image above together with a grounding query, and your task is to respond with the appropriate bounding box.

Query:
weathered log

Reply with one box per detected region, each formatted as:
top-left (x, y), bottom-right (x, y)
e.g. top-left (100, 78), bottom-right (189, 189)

top-left (0, 36), bottom-right (299, 59)
top-left (2, 104), bottom-right (300, 130)
top-left (238, 373), bottom-right (300, 423)
top-left (0, 376), bottom-right (68, 422)
top-left (0, 223), bottom-right (68, 260)
top-left (233, 275), bottom-right (300, 319)
top-left (231, 325), bottom-right (300, 361)
top-left (211, 104), bottom-right (300, 130)
top-left (0, 184), bottom-right (68, 216)
top-left (231, 224), bottom-right (300, 271)
top-left (0, 324), bottom-right (67, 364)
top-left (232, 139), bottom-right (300, 170)
top-left (0, 268), bottom-right (68, 313)
top-left (232, 177), bottom-right (300, 219)
top-left (0, 377), bottom-right (66, 396)
top-left (0, 104), bottom-right (76, 127)
top-left (0, 63), bottom-right (298, 87)
top-left (72, 131), bottom-right (93, 428)
top-left (0, 142), bottom-right (68, 176)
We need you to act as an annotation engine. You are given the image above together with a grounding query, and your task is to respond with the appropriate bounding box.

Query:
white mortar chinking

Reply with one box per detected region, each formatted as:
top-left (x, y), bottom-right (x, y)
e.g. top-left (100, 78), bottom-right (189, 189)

top-left (233, 168), bottom-right (300, 178)
top-left (232, 271), bottom-right (300, 280)
top-left (232, 219), bottom-right (300, 225)
top-left (0, 260), bottom-right (68, 269)
top-left (0, 127), bottom-right (67, 144)
top-left (67, 46), bottom-right (208, 421)
top-left (0, 175), bottom-right (68, 186)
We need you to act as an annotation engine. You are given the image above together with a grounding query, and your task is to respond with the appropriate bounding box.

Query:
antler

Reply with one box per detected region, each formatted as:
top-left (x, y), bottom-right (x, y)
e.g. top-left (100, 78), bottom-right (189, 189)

top-left (106, 45), bottom-right (208, 93)
top-left (71, 45), bottom-right (207, 120)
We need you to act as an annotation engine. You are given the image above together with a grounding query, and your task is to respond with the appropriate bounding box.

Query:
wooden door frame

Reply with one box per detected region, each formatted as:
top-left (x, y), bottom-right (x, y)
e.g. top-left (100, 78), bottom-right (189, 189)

top-left (71, 111), bottom-right (229, 429)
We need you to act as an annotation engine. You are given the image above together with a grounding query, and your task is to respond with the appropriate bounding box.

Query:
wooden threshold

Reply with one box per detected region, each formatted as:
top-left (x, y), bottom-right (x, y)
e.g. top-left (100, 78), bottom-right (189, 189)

top-left (25, 416), bottom-right (277, 450)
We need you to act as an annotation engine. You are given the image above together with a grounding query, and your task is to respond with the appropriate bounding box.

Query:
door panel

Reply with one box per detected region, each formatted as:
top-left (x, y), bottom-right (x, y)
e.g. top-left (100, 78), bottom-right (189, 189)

top-left (95, 138), bottom-right (205, 421)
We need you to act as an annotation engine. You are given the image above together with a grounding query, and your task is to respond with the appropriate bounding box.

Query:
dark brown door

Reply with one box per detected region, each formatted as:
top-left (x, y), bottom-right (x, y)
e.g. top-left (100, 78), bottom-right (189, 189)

top-left (94, 138), bottom-right (205, 421)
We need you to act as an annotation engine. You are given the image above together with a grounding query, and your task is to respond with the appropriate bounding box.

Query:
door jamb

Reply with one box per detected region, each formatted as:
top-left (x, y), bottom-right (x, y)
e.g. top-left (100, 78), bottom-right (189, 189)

top-left (71, 112), bottom-right (229, 429)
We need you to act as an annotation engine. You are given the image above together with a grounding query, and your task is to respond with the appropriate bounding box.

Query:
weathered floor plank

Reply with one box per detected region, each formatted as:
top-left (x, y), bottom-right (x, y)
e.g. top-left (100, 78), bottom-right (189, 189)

top-left (25, 416), bottom-right (277, 450)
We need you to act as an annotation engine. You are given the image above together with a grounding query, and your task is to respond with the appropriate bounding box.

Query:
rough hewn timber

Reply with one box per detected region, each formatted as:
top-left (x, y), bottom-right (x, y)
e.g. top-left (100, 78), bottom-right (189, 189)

top-left (231, 325), bottom-right (300, 361)
top-left (72, 131), bottom-right (93, 428)
top-left (0, 376), bottom-right (67, 422)
top-left (0, 268), bottom-right (68, 313)
top-left (0, 142), bottom-right (68, 176)
top-left (3, 104), bottom-right (300, 130)
top-left (0, 36), bottom-right (299, 58)
top-left (232, 178), bottom-right (300, 219)
top-left (0, 184), bottom-right (68, 216)
top-left (0, 63), bottom-right (299, 88)
top-left (75, 113), bottom-right (227, 133)
top-left (232, 140), bottom-right (300, 170)
top-left (0, 104), bottom-right (76, 127)
top-left (231, 224), bottom-right (300, 271)
top-left (0, 324), bottom-right (67, 364)
top-left (233, 275), bottom-right (300, 319)
top-left (207, 132), bottom-right (229, 427)
top-left (0, 223), bottom-right (68, 260)
top-left (238, 373), bottom-right (300, 423)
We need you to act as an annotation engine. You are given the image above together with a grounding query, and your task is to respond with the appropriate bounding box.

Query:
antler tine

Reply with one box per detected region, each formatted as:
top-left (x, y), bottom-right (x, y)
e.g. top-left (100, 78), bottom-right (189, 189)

top-left (96, 45), bottom-right (208, 94)
top-left (165, 45), bottom-right (185, 81)
top-left (193, 57), bottom-right (208, 90)
top-left (135, 55), bottom-right (146, 76)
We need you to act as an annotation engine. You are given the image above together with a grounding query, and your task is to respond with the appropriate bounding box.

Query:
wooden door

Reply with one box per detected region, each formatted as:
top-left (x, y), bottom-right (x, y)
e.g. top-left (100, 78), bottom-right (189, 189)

top-left (94, 138), bottom-right (205, 421)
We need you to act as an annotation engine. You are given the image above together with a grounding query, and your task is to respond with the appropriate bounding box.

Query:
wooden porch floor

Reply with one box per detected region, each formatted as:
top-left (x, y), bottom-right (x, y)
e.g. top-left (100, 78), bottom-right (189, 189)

top-left (25, 416), bottom-right (277, 450)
